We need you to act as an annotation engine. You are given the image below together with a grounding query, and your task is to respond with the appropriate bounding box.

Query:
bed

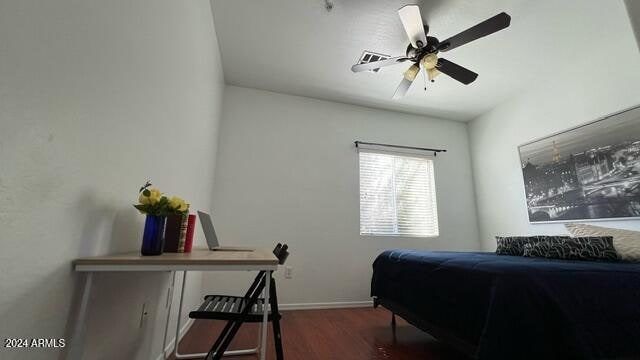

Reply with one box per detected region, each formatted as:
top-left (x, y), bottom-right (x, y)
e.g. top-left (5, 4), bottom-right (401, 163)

top-left (371, 249), bottom-right (640, 360)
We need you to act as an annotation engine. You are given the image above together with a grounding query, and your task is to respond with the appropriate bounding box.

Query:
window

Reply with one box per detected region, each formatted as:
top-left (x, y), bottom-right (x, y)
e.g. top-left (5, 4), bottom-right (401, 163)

top-left (359, 149), bottom-right (439, 237)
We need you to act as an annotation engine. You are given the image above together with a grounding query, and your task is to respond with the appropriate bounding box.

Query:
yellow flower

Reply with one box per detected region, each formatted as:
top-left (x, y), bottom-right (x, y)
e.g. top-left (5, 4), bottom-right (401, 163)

top-left (138, 192), bottom-right (150, 205)
top-left (139, 187), bottom-right (162, 205)
top-left (168, 196), bottom-right (180, 209)
top-left (169, 196), bottom-right (189, 212)
top-left (148, 188), bottom-right (162, 205)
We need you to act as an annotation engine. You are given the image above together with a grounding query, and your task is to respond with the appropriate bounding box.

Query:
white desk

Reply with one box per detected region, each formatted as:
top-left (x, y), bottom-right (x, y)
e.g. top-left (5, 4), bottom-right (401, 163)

top-left (71, 248), bottom-right (279, 360)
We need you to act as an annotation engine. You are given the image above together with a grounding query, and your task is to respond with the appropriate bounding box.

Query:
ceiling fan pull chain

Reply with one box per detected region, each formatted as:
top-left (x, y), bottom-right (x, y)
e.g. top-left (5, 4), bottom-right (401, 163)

top-left (423, 68), bottom-right (427, 91)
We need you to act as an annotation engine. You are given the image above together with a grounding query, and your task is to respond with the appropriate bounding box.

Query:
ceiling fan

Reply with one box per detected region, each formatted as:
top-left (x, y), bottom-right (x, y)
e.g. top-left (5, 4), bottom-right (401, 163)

top-left (351, 5), bottom-right (511, 99)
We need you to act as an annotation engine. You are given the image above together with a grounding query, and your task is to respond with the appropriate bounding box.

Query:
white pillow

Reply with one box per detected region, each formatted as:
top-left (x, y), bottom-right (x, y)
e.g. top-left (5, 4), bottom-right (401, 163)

top-left (565, 223), bottom-right (640, 261)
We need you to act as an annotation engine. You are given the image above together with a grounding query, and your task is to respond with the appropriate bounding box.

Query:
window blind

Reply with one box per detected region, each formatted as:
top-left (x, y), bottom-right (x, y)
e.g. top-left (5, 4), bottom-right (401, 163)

top-left (359, 150), bottom-right (439, 237)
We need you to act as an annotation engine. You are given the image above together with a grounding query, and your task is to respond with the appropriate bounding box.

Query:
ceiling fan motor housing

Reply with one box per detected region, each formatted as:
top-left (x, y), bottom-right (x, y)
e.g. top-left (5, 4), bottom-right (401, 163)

top-left (406, 36), bottom-right (440, 60)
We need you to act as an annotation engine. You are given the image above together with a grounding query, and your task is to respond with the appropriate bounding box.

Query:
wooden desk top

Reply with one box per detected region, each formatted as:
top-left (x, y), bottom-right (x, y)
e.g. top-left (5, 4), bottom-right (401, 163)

top-left (74, 247), bottom-right (278, 271)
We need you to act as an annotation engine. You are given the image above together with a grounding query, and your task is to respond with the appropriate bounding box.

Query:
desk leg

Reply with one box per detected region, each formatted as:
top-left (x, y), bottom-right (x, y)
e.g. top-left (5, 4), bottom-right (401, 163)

top-left (161, 271), bottom-right (177, 359)
top-left (174, 271), bottom-right (188, 359)
top-left (260, 271), bottom-right (271, 360)
top-left (67, 272), bottom-right (93, 360)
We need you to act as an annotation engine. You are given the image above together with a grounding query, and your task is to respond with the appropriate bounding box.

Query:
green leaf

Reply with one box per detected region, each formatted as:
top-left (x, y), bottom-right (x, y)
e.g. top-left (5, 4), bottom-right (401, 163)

top-left (133, 204), bottom-right (149, 214)
top-left (139, 180), bottom-right (152, 193)
top-left (142, 189), bottom-right (151, 196)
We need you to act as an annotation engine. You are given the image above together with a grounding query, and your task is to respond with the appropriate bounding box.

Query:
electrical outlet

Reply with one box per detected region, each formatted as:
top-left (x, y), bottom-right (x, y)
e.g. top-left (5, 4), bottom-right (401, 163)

top-left (284, 266), bottom-right (293, 279)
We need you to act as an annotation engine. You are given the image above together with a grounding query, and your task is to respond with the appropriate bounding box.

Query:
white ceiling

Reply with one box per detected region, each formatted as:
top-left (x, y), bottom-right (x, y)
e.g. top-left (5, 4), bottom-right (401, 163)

top-left (211, 0), bottom-right (633, 121)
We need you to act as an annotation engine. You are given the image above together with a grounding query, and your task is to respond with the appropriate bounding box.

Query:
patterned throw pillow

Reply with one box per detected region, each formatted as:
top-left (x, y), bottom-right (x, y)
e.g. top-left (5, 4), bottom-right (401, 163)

top-left (523, 236), bottom-right (619, 262)
top-left (495, 236), bottom-right (565, 256)
top-left (565, 223), bottom-right (640, 261)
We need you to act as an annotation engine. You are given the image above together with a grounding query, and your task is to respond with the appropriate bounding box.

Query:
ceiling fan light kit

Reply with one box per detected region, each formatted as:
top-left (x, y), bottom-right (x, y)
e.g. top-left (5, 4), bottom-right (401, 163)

top-left (421, 54), bottom-right (438, 69)
top-left (351, 5), bottom-right (511, 99)
top-left (403, 64), bottom-right (420, 81)
top-left (427, 68), bottom-right (440, 82)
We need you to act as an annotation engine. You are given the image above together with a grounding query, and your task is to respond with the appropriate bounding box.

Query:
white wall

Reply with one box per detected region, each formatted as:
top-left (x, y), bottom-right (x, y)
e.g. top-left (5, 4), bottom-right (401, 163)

top-left (0, 1), bottom-right (224, 359)
top-left (468, 1), bottom-right (640, 250)
top-left (205, 86), bottom-right (479, 306)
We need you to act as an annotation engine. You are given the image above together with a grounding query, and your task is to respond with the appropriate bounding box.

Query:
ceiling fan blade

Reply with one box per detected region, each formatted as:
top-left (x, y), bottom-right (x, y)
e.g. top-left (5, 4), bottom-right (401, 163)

top-left (436, 58), bottom-right (478, 85)
top-left (398, 5), bottom-right (428, 48)
top-left (438, 12), bottom-right (511, 52)
top-left (351, 56), bottom-right (410, 72)
top-left (392, 78), bottom-right (414, 100)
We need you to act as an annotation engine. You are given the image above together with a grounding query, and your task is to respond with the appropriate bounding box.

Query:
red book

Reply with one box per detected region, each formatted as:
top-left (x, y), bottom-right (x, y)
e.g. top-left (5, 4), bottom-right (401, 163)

top-left (184, 214), bottom-right (196, 253)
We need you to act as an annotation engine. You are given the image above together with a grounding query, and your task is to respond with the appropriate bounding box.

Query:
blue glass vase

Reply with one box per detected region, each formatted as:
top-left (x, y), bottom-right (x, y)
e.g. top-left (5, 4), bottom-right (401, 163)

top-left (141, 215), bottom-right (166, 256)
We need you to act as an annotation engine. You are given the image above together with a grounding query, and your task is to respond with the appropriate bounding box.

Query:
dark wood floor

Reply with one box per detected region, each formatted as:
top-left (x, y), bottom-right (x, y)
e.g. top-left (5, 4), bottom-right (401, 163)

top-left (170, 307), bottom-right (470, 360)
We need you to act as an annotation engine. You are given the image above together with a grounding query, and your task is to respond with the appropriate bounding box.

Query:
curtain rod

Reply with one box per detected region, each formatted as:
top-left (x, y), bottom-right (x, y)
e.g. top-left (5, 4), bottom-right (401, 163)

top-left (354, 141), bottom-right (447, 155)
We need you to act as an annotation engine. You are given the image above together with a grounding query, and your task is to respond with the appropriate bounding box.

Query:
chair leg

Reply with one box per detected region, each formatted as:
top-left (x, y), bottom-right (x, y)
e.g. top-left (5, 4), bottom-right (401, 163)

top-left (270, 279), bottom-right (284, 360)
top-left (391, 313), bottom-right (397, 343)
top-left (209, 281), bottom-right (266, 360)
top-left (206, 319), bottom-right (237, 359)
top-left (211, 317), bottom-right (247, 360)
top-left (272, 316), bottom-right (283, 360)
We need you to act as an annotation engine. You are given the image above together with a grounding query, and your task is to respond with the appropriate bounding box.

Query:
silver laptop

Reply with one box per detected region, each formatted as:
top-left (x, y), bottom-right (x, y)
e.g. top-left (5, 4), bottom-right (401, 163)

top-left (198, 211), bottom-right (253, 251)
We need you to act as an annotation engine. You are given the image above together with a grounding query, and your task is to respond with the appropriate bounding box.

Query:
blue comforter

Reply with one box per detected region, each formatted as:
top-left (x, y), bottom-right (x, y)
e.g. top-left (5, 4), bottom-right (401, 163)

top-left (371, 250), bottom-right (640, 359)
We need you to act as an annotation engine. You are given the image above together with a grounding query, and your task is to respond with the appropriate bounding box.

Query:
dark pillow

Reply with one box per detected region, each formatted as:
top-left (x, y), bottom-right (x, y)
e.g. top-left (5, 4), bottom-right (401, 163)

top-left (496, 235), bottom-right (566, 256)
top-left (523, 236), bottom-right (619, 262)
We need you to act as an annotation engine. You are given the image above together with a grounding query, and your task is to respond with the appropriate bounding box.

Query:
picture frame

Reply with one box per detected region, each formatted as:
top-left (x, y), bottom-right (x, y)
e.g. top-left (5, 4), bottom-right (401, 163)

top-left (518, 104), bottom-right (640, 223)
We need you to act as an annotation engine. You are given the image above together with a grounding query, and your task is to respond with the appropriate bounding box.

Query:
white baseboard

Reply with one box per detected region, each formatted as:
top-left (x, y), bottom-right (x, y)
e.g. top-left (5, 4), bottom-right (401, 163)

top-left (155, 318), bottom-right (194, 360)
top-left (279, 300), bottom-right (373, 311)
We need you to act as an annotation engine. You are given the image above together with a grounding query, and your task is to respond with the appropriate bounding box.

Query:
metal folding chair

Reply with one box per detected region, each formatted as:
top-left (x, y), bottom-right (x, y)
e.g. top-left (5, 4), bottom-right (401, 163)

top-left (186, 244), bottom-right (289, 360)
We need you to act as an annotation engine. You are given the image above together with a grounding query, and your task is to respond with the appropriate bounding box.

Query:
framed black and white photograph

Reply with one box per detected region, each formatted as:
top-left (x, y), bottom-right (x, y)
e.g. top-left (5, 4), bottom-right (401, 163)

top-left (519, 105), bottom-right (640, 223)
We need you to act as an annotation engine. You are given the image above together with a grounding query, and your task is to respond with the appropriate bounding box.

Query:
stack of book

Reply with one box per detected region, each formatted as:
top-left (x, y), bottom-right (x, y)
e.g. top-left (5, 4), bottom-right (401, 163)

top-left (164, 214), bottom-right (196, 252)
